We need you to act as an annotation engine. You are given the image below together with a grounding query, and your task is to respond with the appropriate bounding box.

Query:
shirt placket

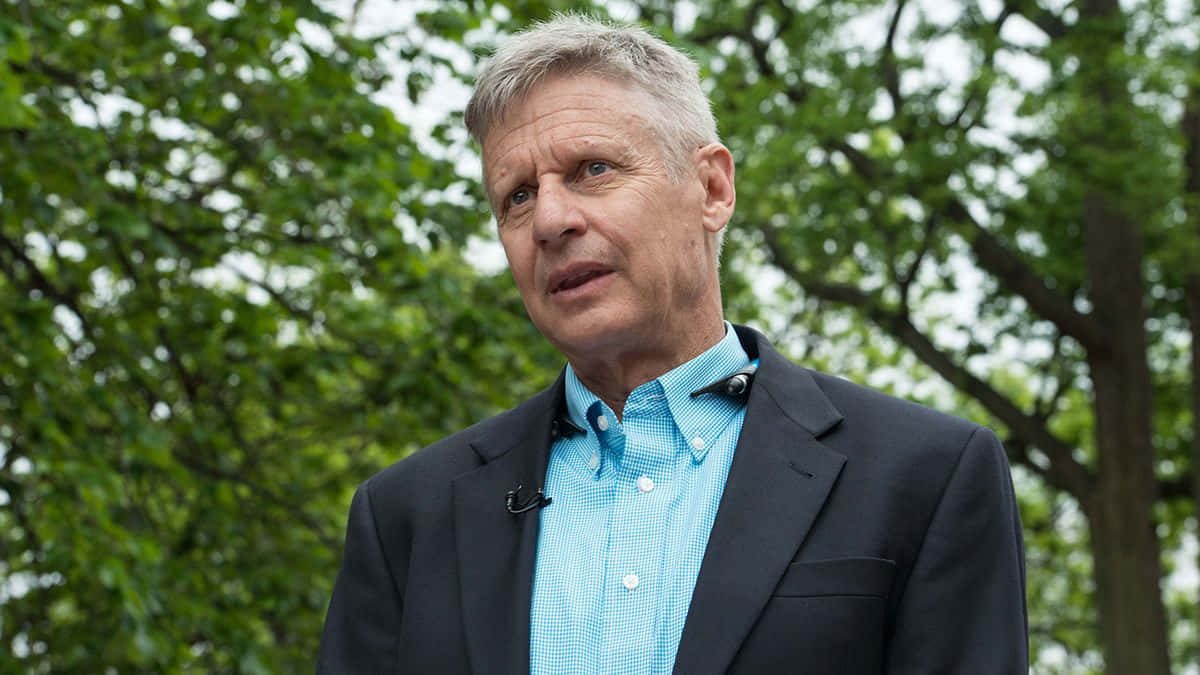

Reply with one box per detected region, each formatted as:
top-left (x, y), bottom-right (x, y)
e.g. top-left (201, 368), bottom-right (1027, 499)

top-left (599, 394), bottom-right (673, 673)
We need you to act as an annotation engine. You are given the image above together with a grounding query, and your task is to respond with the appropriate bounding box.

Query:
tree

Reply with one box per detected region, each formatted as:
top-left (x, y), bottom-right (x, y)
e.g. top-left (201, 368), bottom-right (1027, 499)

top-left (0, 1), bottom-right (556, 671)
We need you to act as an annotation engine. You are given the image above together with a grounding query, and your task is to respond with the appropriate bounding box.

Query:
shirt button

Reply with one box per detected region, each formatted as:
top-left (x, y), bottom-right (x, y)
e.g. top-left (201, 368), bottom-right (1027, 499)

top-left (690, 436), bottom-right (706, 451)
top-left (596, 415), bottom-right (609, 431)
top-left (588, 454), bottom-right (599, 470)
top-left (637, 476), bottom-right (654, 493)
top-left (622, 573), bottom-right (640, 590)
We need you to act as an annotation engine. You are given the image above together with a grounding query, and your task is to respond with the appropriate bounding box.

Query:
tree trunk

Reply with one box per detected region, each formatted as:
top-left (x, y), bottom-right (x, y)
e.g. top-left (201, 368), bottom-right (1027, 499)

top-left (1188, 277), bottom-right (1200, 574)
top-left (1082, 194), bottom-right (1172, 674)
top-left (1180, 62), bottom-right (1200, 590)
top-left (1086, 450), bottom-right (1172, 675)
top-left (1071, 1), bottom-right (1172, 669)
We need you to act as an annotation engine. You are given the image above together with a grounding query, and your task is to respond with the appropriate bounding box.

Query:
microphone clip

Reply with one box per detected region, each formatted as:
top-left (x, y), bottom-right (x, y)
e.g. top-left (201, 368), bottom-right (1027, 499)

top-left (550, 416), bottom-right (587, 439)
top-left (690, 362), bottom-right (759, 399)
top-left (505, 484), bottom-right (552, 514)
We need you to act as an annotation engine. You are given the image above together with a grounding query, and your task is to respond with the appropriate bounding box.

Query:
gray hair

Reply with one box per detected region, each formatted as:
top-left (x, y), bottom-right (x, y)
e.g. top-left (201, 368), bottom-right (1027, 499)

top-left (465, 14), bottom-right (719, 178)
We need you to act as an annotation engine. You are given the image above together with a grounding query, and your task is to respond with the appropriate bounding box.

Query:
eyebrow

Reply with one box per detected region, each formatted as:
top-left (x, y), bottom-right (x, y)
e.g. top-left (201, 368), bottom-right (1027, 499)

top-left (487, 135), bottom-right (644, 201)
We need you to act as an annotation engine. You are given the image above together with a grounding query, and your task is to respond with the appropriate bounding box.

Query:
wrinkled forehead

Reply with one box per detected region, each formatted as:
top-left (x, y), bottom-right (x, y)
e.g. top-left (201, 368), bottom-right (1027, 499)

top-left (477, 69), bottom-right (661, 150)
top-left (478, 73), bottom-right (666, 184)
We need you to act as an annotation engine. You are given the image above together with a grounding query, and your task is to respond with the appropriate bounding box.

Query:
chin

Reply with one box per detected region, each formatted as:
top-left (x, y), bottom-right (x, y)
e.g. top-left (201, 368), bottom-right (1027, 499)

top-left (536, 315), bottom-right (646, 361)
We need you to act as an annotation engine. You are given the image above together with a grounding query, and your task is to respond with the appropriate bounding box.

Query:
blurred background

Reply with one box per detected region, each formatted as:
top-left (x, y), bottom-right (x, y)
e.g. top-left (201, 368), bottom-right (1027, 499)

top-left (1, 0), bottom-right (1197, 672)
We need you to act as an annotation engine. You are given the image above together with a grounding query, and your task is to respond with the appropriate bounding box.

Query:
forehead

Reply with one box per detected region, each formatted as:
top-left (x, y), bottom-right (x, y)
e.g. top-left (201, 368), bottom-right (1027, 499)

top-left (481, 75), bottom-right (660, 185)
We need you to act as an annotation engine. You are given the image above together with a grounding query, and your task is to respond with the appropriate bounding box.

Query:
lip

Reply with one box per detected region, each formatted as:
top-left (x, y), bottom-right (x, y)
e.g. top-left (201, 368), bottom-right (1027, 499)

top-left (546, 262), bottom-right (615, 296)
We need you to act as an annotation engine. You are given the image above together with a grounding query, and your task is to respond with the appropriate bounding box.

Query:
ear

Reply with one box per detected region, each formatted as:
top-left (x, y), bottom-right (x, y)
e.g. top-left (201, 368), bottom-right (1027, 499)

top-left (695, 143), bottom-right (736, 234)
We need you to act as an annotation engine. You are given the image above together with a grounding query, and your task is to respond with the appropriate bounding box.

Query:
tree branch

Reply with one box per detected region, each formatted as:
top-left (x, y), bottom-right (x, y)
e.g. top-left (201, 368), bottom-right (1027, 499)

top-left (958, 211), bottom-right (1109, 355)
top-left (945, 3), bottom-right (1014, 131)
top-left (1160, 473), bottom-right (1195, 501)
top-left (1033, 333), bottom-right (1069, 421)
top-left (1003, 437), bottom-right (1056, 486)
top-left (761, 227), bottom-right (1095, 502)
top-left (689, 3), bottom-right (810, 105)
top-left (0, 231), bottom-right (95, 339)
top-left (897, 213), bottom-right (938, 304)
top-left (815, 140), bottom-right (1111, 355)
top-left (881, 0), bottom-right (908, 121)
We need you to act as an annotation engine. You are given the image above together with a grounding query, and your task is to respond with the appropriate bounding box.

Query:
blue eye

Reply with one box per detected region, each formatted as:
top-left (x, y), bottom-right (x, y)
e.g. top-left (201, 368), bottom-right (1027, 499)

top-left (510, 188), bottom-right (532, 206)
top-left (586, 161), bottom-right (608, 176)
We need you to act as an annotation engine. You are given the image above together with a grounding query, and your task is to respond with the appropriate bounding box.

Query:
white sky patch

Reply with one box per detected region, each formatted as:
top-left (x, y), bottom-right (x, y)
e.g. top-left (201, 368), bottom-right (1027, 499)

top-left (66, 92), bottom-right (144, 129)
top-left (996, 47), bottom-right (1051, 91)
top-left (149, 114), bottom-right (194, 142)
top-left (463, 232), bottom-right (509, 275)
top-left (1169, 531), bottom-right (1200, 593)
top-left (920, 0), bottom-right (963, 26)
top-left (207, 1), bottom-right (239, 21)
top-left (999, 13), bottom-right (1050, 48)
top-left (296, 18), bottom-right (336, 56)
top-left (919, 33), bottom-right (974, 93)
top-left (167, 25), bottom-right (206, 58)
top-left (56, 239), bottom-right (87, 262)
top-left (841, 3), bottom-right (890, 53)
top-left (191, 251), bottom-right (316, 306)
top-left (51, 305), bottom-right (83, 342)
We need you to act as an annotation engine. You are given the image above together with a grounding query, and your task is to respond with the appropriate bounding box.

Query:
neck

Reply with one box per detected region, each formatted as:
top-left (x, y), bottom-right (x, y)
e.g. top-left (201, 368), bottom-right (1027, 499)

top-left (568, 318), bottom-right (726, 419)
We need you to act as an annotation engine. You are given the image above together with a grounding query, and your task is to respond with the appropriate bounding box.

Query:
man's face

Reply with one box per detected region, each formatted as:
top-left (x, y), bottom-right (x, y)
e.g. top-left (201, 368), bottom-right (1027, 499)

top-left (483, 74), bottom-right (728, 365)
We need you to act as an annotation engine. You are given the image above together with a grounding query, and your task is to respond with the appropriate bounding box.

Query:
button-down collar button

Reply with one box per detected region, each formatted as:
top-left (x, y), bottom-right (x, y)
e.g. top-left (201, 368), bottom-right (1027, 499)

top-left (690, 436), bottom-right (706, 451)
top-left (587, 454), bottom-right (599, 470)
top-left (637, 475), bottom-right (654, 493)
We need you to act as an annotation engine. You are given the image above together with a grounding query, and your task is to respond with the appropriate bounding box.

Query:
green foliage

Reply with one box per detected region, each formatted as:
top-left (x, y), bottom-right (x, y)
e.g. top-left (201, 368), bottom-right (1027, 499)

top-left (0, 0), bottom-right (556, 671)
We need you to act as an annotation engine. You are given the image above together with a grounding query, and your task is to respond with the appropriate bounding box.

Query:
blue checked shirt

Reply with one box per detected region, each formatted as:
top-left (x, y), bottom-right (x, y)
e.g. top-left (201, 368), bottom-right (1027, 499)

top-left (530, 324), bottom-right (751, 674)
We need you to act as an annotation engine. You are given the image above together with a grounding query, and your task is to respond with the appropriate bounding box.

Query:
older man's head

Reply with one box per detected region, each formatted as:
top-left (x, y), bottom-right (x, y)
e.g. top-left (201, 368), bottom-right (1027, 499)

top-left (466, 16), bottom-right (736, 401)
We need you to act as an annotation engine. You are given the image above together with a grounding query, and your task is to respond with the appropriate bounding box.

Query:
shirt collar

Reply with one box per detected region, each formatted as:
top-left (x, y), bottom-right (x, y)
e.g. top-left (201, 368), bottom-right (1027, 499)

top-left (563, 322), bottom-right (751, 469)
top-left (656, 322), bottom-right (750, 462)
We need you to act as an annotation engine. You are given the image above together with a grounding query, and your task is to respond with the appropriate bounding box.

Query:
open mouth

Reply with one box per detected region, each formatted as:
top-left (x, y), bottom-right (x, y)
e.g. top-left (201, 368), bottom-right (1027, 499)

top-left (551, 269), bottom-right (612, 294)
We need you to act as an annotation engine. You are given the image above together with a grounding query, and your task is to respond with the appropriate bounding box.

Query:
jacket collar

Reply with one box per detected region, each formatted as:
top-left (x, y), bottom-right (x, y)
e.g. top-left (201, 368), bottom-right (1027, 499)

top-left (451, 371), bottom-right (563, 675)
top-left (672, 324), bottom-right (845, 673)
top-left (452, 325), bottom-right (845, 674)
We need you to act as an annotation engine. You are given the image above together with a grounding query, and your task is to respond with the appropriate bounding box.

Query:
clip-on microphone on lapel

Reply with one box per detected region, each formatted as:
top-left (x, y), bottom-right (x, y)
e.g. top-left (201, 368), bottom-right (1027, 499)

top-left (550, 416), bottom-right (587, 440)
top-left (505, 484), bottom-right (551, 514)
top-left (504, 414), bottom-right (586, 515)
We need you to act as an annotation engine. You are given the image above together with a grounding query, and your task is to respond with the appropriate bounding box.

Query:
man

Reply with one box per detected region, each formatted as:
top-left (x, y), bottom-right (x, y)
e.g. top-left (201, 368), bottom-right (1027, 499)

top-left (319, 15), bottom-right (1027, 674)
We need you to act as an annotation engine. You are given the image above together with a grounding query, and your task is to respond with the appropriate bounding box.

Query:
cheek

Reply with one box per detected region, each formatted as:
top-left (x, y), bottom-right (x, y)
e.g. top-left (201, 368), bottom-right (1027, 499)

top-left (500, 239), bottom-right (531, 274)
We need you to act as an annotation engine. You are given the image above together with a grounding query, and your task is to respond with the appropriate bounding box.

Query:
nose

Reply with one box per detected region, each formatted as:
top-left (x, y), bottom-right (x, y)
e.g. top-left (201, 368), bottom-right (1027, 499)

top-left (531, 180), bottom-right (587, 246)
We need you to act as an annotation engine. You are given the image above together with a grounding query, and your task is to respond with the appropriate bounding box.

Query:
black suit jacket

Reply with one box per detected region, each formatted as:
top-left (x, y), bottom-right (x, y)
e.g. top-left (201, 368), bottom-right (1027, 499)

top-left (319, 325), bottom-right (1027, 673)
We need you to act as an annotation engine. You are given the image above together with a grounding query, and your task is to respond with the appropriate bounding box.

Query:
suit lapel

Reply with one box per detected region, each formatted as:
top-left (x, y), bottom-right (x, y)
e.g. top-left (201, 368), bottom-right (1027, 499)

top-left (673, 327), bottom-right (847, 674)
top-left (452, 375), bottom-right (564, 675)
